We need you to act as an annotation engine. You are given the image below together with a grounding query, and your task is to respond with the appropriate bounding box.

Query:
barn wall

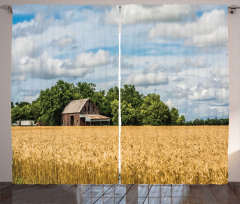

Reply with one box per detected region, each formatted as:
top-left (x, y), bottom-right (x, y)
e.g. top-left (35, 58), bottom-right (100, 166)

top-left (80, 118), bottom-right (85, 126)
top-left (80, 100), bottom-right (99, 115)
top-left (61, 114), bottom-right (67, 126)
top-left (61, 113), bottom-right (80, 126)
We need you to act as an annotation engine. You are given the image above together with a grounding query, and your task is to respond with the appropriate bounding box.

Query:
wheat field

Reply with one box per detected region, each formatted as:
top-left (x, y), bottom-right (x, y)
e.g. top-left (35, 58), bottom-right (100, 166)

top-left (12, 126), bottom-right (119, 184)
top-left (121, 126), bottom-right (228, 184)
top-left (12, 126), bottom-right (228, 184)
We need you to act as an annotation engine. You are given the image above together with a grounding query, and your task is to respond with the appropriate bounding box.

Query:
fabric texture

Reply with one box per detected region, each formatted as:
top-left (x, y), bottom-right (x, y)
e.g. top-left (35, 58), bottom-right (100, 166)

top-left (11, 4), bottom-right (228, 184)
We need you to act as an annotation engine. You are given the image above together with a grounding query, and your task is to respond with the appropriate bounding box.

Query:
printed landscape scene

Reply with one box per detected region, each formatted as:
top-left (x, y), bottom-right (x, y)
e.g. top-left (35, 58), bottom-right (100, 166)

top-left (12, 5), bottom-right (229, 184)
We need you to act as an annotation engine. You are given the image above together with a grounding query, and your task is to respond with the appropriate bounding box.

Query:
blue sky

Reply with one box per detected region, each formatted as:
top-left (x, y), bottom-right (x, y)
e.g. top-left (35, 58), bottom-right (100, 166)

top-left (11, 4), bottom-right (229, 120)
top-left (13, 14), bottom-right (34, 24)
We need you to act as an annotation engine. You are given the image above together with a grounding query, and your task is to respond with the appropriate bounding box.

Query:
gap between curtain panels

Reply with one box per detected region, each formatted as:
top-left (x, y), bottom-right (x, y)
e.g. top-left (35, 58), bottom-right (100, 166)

top-left (118, 5), bottom-right (122, 184)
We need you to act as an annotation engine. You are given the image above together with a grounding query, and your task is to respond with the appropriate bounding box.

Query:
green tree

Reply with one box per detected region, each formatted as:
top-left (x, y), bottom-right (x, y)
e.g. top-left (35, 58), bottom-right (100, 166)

top-left (193, 119), bottom-right (200, 125)
top-left (140, 93), bottom-right (171, 126)
top-left (121, 84), bottom-right (143, 108)
top-left (106, 86), bottom-right (119, 103)
top-left (15, 101), bottom-right (31, 108)
top-left (11, 103), bottom-right (31, 122)
top-left (170, 107), bottom-right (179, 125)
top-left (107, 85), bottom-right (143, 125)
top-left (30, 99), bottom-right (41, 122)
top-left (76, 82), bottom-right (96, 98)
top-left (177, 115), bottom-right (186, 125)
top-left (110, 100), bottom-right (140, 126)
top-left (91, 90), bottom-right (111, 117)
top-left (110, 99), bottom-right (119, 125)
top-left (121, 101), bottom-right (139, 125)
top-left (11, 106), bottom-right (22, 123)
top-left (21, 105), bottom-right (31, 120)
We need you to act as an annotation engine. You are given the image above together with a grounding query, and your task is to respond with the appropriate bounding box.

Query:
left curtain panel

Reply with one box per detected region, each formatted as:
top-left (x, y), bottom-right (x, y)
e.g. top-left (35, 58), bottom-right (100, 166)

top-left (11, 4), bottom-right (119, 184)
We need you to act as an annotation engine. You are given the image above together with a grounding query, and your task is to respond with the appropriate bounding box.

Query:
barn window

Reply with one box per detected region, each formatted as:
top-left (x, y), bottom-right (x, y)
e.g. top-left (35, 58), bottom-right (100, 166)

top-left (85, 106), bottom-right (86, 112)
top-left (88, 105), bottom-right (90, 111)
top-left (77, 120), bottom-right (78, 124)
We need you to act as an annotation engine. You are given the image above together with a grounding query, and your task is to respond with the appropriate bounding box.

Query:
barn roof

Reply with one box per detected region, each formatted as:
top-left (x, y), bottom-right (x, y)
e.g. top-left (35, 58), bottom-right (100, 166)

top-left (62, 99), bottom-right (89, 114)
top-left (80, 114), bottom-right (110, 120)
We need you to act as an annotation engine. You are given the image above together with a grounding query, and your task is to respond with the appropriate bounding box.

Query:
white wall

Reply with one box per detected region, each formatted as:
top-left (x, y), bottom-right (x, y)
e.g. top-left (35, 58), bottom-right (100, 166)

top-left (0, 7), bottom-right (13, 182)
top-left (0, 0), bottom-right (240, 182)
top-left (228, 8), bottom-right (240, 182)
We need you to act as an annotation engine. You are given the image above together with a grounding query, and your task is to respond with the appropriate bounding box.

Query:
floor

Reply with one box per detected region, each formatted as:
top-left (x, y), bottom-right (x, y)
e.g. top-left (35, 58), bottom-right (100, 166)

top-left (1, 182), bottom-right (240, 204)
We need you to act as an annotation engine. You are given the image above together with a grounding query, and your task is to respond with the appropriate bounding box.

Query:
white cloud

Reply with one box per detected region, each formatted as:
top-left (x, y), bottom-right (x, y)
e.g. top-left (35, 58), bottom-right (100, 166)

top-left (11, 86), bottom-right (42, 103)
top-left (141, 58), bottom-right (208, 74)
top-left (125, 71), bottom-right (168, 87)
top-left (13, 13), bottom-right (55, 37)
top-left (185, 27), bottom-right (228, 47)
top-left (11, 74), bottom-right (26, 81)
top-left (23, 94), bottom-right (40, 103)
top-left (165, 99), bottom-right (174, 108)
top-left (172, 77), bottom-right (185, 83)
top-left (12, 36), bottom-right (39, 74)
top-left (11, 6), bottom-right (116, 90)
top-left (12, 7), bottom-right (118, 58)
top-left (172, 58), bottom-right (208, 72)
top-left (143, 64), bottom-right (165, 73)
top-left (172, 86), bottom-right (189, 98)
top-left (189, 103), bottom-right (228, 119)
top-left (207, 106), bottom-right (229, 118)
top-left (187, 67), bottom-right (228, 102)
top-left (105, 4), bottom-right (195, 25)
top-left (12, 37), bottom-right (38, 58)
top-left (12, 48), bottom-right (111, 79)
top-left (188, 86), bottom-right (227, 101)
top-left (186, 58), bottom-right (207, 68)
top-left (210, 67), bottom-right (228, 80)
top-left (75, 50), bottom-right (110, 68)
top-left (24, 52), bottom-right (92, 79)
top-left (56, 36), bottom-right (75, 47)
top-left (149, 9), bottom-right (227, 47)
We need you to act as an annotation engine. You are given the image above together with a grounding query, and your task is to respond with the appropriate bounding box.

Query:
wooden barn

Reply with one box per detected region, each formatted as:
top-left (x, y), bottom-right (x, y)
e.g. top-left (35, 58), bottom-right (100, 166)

top-left (61, 99), bottom-right (110, 126)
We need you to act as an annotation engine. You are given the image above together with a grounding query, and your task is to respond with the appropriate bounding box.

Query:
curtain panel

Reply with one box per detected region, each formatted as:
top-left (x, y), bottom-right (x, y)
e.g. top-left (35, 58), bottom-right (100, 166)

top-left (11, 4), bottom-right (228, 184)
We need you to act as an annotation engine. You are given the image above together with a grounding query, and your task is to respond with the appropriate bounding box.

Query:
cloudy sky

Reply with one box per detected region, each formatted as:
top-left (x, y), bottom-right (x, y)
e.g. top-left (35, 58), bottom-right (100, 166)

top-left (11, 4), bottom-right (228, 120)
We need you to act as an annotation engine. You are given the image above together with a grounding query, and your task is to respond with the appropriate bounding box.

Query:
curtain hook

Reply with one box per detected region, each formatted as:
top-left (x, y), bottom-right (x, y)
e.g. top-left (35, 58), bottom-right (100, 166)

top-left (0, 5), bottom-right (13, 14)
top-left (228, 5), bottom-right (240, 14)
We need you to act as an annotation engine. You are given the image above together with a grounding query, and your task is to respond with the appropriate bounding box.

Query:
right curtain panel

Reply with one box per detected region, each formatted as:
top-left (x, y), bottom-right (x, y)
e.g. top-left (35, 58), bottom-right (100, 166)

top-left (120, 4), bottom-right (229, 184)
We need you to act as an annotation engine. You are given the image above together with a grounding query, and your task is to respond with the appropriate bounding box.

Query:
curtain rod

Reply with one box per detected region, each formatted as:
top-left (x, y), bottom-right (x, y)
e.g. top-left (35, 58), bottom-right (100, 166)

top-left (228, 5), bottom-right (240, 14)
top-left (0, 5), bottom-right (239, 15)
top-left (0, 5), bottom-right (12, 14)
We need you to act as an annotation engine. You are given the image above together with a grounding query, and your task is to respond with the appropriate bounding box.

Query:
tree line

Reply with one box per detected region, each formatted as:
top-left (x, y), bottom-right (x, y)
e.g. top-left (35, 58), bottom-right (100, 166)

top-left (11, 80), bottom-right (229, 126)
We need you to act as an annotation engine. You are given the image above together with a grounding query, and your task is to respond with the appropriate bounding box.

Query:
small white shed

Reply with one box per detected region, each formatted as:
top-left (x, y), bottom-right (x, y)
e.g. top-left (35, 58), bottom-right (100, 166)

top-left (16, 120), bottom-right (35, 126)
